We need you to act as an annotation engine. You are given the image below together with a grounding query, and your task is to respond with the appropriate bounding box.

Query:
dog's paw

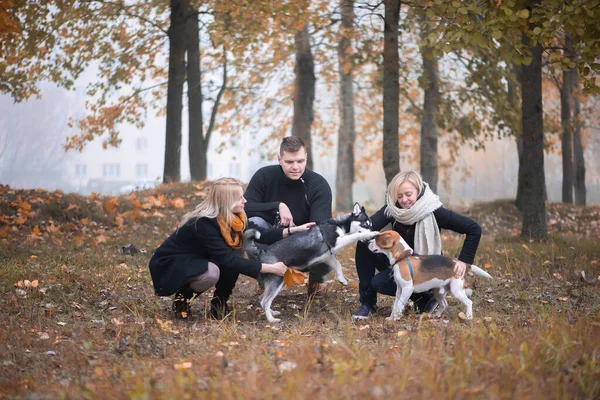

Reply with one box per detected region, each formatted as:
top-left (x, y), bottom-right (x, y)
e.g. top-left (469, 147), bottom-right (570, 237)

top-left (271, 310), bottom-right (281, 316)
top-left (386, 315), bottom-right (401, 321)
top-left (337, 277), bottom-right (348, 286)
top-left (267, 317), bottom-right (281, 323)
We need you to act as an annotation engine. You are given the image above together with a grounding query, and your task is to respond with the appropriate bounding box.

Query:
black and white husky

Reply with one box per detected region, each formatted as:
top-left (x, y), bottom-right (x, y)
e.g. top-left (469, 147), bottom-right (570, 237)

top-left (244, 203), bottom-right (379, 322)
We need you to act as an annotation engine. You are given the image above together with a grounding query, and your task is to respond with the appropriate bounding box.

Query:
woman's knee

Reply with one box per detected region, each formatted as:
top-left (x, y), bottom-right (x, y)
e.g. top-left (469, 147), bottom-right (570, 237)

top-left (187, 263), bottom-right (220, 293)
top-left (205, 262), bottom-right (220, 285)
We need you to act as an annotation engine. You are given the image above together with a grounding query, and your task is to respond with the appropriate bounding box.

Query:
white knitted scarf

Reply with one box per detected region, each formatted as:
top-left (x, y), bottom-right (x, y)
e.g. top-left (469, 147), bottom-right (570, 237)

top-left (385, 182), bottom-right (443, 256)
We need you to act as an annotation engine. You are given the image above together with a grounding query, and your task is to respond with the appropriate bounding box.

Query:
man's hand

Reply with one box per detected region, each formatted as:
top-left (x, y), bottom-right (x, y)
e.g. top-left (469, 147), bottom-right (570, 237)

top-left (454, 260), bottom-right (467, 279)
top-left (278, 203), bottom-right (294, 227)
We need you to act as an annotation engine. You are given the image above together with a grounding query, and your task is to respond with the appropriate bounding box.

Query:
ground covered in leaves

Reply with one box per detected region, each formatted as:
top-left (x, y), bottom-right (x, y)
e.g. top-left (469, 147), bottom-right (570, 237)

top-left (1, 183), bottom-right (599, 399)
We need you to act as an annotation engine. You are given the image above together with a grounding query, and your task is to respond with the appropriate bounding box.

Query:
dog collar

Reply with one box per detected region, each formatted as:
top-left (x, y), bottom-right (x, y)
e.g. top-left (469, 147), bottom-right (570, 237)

top-left (393, 258), bottom-right (413, 279)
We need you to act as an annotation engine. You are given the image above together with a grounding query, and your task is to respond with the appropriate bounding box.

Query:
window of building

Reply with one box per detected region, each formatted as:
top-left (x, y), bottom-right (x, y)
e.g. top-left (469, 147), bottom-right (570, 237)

top-left (229, 163), bottom-right (241, 178)
top-left (136, 163), bottom-right (148, 178)
top-left (102, 163), bottom-right (120, 177)
top-left (136, 137), bottom-right (148, 152)
top-left (75, 164), bottom-right (87, 178)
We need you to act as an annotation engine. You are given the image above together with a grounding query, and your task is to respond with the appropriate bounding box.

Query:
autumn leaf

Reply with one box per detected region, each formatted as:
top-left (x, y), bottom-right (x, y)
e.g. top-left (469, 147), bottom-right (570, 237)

top-left (14, 215), bottom-right (27, 225)
top-left (96, 235), bottom-right (108, 244)
top-left (31, 225), bottom-right (42, 236)
top-left (170, 198), bottom-right (185, 209)
top-left (0, 226), bottom-right (9, 238)
top-left (104, 197), bottom-right (119, 213)
top-left (66, 203), bottom-right (79, 211)
top-left (283, 268), bottom-right (305, 288)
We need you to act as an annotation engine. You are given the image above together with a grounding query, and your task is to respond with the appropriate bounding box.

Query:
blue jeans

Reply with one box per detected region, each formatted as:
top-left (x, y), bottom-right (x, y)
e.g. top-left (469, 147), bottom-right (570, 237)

top-left (249, 216), bottom-right (333, 283)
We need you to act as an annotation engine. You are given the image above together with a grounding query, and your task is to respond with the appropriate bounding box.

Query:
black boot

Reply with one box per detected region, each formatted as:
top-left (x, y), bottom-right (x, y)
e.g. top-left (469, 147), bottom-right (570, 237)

top-left (172, 285), bottom-right (197, 320)
top-left (413, 290), bottom-right (438, 315)
top-left (210, 297), bottom-right (230, 320)
top-left (352, 284), bottom-right (377, 319)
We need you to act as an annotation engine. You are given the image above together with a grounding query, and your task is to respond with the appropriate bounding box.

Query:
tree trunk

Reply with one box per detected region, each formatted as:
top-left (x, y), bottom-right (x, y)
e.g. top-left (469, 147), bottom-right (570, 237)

top-left (520, 0), bottom-right (547, 239)
top-left (186, 7), bottom-right (207, 181)
top-left (560, 35), bottom-right (575, 203)
top-left (292, 24), bottom-right (315, 170)
top-left (335, 0), bottom-right (355, 212)
top-left (572, 71), bottom-right (586, 205)
top-left (419, 18), bottom-right (439, 192)
top-left (382, 0), bottom-right (401, 185)
top-left (164, 0), bottom-right (187, 183)
top-left (510, 63), bottom-right (527, 211)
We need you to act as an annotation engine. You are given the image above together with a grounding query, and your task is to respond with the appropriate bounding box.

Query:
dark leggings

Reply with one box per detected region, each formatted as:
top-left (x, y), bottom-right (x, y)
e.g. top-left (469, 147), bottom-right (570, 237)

top-left (355, 241), bottom-right (434, 310)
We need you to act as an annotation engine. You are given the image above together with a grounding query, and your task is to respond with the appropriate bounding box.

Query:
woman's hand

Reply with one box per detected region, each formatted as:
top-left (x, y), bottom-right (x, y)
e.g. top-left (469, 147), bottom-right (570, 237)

top-left (454, 260), bottom-right (467, 279)
top-left (291, 222), bottom-right (316, 234)
top-left (261, 261), bottom-right (288, 276)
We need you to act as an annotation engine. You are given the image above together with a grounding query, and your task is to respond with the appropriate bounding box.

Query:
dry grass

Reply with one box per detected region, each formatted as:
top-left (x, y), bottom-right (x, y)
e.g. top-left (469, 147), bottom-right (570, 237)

top-left (1, 184), bottom-right (599, 399)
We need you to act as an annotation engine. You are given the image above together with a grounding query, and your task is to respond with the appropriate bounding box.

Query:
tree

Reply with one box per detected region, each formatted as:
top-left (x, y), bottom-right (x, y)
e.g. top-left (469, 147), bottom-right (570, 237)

top-left (163, 0), bottom-right (188, 183)
top-left (418, 13), bottom-right (439, 192)
top-left (292, 23), bottom-right (315, 170)
top-left (382, 0), bottom-right (401, 184)
top-left (519, 0), bottom-right (547, 239)
top-left (560, 35), bottom-right (576, 203)
top-left (336, 0), bottom-right (356, 211)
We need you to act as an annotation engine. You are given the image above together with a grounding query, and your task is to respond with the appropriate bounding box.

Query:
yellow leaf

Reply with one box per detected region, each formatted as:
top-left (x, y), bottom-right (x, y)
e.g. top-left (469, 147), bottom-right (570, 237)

top-left (170, 198), bottom-right (185, 209)
top-left (96, 235), bottom-right (108, 244)
top-left (31, 225), bottom-right (42, 236)
top-left (283, 268), bottom-right (305, 288)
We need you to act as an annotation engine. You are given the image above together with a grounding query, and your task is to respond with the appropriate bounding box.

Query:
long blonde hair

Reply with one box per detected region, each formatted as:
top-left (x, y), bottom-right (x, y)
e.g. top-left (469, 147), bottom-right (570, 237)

top-left (179, 178), bottom-right (244, 228)
top-left (386, 171), bottom-right (424, 208)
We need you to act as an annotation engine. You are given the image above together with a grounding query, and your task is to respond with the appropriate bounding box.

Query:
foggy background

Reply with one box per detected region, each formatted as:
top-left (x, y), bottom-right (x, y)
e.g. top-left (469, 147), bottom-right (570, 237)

top-left (1, 81), bottom-right (599, 209)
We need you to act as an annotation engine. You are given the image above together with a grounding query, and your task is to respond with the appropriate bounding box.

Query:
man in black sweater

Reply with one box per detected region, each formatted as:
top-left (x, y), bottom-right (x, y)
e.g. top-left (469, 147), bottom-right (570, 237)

top-left (244, 136), bottom-right (333, 293)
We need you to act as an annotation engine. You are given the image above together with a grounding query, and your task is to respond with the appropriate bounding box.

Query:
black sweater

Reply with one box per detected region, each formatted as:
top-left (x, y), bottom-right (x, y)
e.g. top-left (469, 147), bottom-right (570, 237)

top-left (368, 205), bottom-right (481, 264)
top-left (244, 165), bottom-right (332, 226)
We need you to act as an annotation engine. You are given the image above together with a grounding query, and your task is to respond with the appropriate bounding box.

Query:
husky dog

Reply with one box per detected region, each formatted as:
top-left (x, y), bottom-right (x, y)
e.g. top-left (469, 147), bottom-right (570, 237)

top-left (244, 203), bottom-right (378, 322)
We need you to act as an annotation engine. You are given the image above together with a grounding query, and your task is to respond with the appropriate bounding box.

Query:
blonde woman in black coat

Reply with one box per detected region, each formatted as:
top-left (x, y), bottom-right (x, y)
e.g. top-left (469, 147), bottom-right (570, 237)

top-left (149, 178), bottom-right (314, 319)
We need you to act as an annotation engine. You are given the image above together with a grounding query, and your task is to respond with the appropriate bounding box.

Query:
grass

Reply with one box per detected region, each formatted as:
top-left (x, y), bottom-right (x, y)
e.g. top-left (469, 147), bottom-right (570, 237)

top-left (1, 183), bottom-right (599, 399)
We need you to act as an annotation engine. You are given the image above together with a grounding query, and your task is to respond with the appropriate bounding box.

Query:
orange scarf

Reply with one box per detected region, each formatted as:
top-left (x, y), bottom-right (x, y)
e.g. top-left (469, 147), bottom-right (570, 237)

top-left (216, 213), bottom-right (246, 249)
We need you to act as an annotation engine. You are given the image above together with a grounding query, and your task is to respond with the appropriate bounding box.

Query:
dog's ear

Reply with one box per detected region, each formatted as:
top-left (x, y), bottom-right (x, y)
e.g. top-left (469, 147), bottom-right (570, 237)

top-left (361, 206), bottom-right (366, 214)
top-left (353, 202), bottom-right (361, 215)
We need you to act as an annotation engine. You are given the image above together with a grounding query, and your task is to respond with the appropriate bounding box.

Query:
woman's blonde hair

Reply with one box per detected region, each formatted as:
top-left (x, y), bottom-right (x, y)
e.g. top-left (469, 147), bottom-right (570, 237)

top-left (179, 177), bottom-right (244, 228)
top-left (386, 171), bottom-right (424, 206)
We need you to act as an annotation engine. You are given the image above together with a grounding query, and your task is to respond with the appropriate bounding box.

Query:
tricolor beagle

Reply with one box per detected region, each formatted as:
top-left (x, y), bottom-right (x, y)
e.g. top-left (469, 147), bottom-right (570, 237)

top-left (367, 231), bottom-right (492, 321)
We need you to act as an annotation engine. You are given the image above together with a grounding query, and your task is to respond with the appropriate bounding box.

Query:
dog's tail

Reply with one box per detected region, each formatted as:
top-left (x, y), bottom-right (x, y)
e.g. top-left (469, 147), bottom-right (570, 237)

top-left (243, 229), bottom-right (261, 241)
top-left (470, 265), bottom-right (492, 279)
top-left (243, 229), bottom-right (262, 260)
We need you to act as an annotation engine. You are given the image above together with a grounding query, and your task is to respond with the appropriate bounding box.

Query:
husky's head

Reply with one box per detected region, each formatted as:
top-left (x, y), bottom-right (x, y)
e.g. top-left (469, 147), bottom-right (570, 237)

top-left (348, 202), bottom-right (372, 234)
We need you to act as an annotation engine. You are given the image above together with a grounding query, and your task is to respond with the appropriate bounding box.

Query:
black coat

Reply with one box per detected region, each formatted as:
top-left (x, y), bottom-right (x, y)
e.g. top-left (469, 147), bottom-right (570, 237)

top-left (355, 205), bottom-right (482, 274)
top-left (149, 217), bottom-right (283, 296)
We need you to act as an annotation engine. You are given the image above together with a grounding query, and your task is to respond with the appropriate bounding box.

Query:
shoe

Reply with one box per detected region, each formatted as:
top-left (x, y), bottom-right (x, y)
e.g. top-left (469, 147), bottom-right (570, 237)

top-left (415, 298), bottom-right (439, 315)
top-left (352, 303), bottom-right (377, 319)
top-left (172, 297), bottom-right (192, 320)
top-left (307, 280), bottom-right (324, 298)
top-left (210, 297), bottom-right (230, 320)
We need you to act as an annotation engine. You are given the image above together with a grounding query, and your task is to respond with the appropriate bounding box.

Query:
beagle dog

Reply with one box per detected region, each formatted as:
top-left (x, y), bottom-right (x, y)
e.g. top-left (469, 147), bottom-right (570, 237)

top-left (367, 231), bottom-right (492, 321)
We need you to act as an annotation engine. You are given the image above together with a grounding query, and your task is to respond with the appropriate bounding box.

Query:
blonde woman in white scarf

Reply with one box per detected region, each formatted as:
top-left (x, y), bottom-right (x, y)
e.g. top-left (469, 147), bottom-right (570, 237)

top-left (352, 171), bottom-right (482, 319)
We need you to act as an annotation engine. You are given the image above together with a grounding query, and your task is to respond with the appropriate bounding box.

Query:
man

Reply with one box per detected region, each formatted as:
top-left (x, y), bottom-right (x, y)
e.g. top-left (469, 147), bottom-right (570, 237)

top-left (244, 136), bottom-right (333, 294)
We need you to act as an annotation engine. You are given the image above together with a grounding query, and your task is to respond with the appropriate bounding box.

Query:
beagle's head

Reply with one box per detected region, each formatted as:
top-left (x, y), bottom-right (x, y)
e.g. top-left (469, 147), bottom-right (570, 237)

top-left (367, 230), bottom-right (413, 260)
